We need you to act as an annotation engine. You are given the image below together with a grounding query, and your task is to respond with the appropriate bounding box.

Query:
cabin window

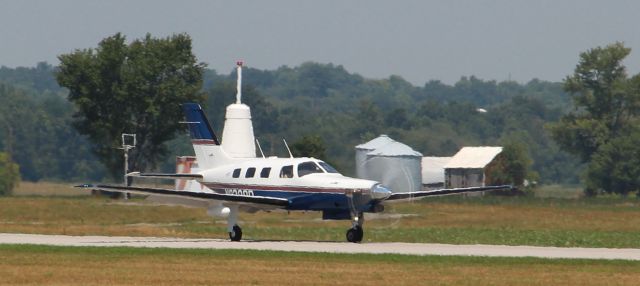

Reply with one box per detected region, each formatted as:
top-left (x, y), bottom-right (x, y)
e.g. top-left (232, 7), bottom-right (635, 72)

top-left (245, 167), bottom-right (256, 178)
top-left (318, 161), bottom-right (339, 174)
top-left (279, 165), bottom-right (293, 178)
top-left (297, 161), bottom-right (324, 177)
top-left (260, 167), bottom-right (271, 178)
top-left (232, 168), bottom-right (241, 178)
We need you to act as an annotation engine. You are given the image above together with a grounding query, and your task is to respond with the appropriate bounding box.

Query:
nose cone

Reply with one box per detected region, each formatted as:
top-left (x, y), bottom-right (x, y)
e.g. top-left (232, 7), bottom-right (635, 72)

top-left (371, 184), bottom-right (392, 200)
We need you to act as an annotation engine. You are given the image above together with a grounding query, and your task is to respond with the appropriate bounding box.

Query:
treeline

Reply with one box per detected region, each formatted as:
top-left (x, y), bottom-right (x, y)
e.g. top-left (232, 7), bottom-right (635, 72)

top-left (0, 62), bottom-right (582, 183)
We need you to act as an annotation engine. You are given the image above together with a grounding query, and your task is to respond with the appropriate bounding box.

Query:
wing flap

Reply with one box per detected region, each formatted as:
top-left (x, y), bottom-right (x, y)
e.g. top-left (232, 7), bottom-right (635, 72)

top-left (386, 185), bottom-right (512, 201)
top-left (76, 184), bottom-right (289, 207)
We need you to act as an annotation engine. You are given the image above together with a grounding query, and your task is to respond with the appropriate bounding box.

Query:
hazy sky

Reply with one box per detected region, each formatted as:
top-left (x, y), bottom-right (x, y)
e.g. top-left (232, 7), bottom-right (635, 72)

top-left (1, 0), bottom-right (638, 85)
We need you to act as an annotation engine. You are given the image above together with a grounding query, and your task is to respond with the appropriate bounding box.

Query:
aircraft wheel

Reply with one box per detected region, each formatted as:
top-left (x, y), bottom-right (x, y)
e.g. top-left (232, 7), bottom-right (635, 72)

top-left (346, 226), bottom-right (363, 243)
top-left (229, 224), bottom-right (242, 241)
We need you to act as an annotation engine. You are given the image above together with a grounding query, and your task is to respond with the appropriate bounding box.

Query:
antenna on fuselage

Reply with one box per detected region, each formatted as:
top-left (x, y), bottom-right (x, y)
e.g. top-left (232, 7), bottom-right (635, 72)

top-left (236, 61), bottom-right (243, 104)
top-left (282, 138), bottom-right (293, 158)
top-left (256, 138), bottom-right (266, 158)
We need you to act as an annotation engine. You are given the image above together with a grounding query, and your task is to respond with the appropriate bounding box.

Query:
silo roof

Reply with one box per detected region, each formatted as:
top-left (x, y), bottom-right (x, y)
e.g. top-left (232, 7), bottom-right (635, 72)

top-left (444, 147), bottom-right (503, 169)
top-left (366, 140), bottom-right (423, 157)
top-left (355, 134), bottom-right (395, 150)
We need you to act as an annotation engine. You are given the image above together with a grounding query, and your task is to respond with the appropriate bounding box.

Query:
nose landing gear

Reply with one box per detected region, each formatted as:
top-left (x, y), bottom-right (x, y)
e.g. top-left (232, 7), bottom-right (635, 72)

top-left (346, 225), bottom-right (363, 243)
top-left (346, 212), bottom-right (364, 243)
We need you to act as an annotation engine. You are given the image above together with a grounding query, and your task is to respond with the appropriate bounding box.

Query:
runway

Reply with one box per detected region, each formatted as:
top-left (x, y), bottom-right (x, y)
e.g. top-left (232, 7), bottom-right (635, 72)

top-left (1, 233), bottom-right (640, 261)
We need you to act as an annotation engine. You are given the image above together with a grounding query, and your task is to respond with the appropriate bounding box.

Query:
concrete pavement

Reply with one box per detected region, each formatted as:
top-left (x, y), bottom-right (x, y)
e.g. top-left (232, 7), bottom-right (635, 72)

top-left (2, 233), bottom-right (639, 260)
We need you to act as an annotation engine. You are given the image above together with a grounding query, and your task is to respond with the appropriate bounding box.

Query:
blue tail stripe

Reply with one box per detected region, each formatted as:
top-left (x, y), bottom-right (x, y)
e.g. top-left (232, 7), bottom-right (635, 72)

top-left (182, 103), bottom-right (220, 144)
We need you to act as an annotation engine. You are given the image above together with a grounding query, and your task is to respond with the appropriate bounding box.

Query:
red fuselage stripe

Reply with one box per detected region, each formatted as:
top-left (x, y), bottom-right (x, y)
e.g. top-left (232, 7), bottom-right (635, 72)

top-left (191, 139), bottom-right (218, 145)
top-left (203, 183), bottom-right (362, 194)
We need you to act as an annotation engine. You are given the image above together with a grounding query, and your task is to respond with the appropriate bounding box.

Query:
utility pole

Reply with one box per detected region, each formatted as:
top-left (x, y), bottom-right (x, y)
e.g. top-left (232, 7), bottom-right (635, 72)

top-left (119, 133), bottom-right (136, 199)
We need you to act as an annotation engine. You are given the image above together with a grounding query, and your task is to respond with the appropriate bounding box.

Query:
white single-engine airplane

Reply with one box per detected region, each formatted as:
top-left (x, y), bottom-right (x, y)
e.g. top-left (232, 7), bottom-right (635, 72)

top-left (79, 62), bottom-right (510, 243)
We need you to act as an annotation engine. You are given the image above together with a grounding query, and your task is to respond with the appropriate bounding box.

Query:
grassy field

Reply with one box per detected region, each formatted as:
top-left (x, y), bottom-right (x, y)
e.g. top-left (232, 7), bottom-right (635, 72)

top-left (3, 182), bottom-right (640, 247)
top-left (1, 244), bottom-right (640, 285)
top-left (12, 181), bottom-right (91, 196)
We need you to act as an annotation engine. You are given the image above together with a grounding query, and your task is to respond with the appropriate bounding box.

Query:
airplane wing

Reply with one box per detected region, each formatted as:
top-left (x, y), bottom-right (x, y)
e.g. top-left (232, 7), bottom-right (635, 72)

top-left (385, 185), bottom-right (512, 201)
top-left (76, 184), bottom-right (289, 207)
top-left (126, 172), bottom-right (203, 180)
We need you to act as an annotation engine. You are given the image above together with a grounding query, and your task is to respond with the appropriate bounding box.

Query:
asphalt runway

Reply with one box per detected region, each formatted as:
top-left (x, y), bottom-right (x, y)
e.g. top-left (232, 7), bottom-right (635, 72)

top-left (1, 233), bottom-right (640, 260)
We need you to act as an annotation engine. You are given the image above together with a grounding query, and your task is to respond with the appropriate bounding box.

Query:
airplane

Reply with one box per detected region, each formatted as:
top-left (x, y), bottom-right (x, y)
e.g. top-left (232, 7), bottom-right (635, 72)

top-left (78, 62), bottom-right (510, 243)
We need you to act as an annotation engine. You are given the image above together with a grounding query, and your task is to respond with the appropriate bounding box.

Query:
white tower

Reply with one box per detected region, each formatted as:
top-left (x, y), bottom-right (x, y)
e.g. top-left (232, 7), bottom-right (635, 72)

top-left (220, 61), bottom-right (257, 158)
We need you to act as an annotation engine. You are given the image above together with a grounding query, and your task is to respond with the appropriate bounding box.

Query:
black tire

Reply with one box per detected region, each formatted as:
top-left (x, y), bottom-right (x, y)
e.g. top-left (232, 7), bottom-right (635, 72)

top-left (355, 226), bottom-right (364, 242)
top-left (346, 226), bottom-right (363, 243)
top-left (229, 224), bottom-right (242, 241)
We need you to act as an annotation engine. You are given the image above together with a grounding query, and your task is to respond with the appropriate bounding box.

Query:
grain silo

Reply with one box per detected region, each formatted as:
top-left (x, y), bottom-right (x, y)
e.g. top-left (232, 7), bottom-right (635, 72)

top-left (354, 134), bottom-right (395, 179)
top-left (360, 139), bottom-right (423, 193)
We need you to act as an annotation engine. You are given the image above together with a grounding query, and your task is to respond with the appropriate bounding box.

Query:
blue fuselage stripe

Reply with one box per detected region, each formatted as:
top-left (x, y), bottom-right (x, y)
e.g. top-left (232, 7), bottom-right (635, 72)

top-left (209, 188), bottom-right (354, 211)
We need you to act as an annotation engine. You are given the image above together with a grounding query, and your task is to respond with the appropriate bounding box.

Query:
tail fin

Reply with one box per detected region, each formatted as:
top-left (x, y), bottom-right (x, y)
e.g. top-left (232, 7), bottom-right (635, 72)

top-left (182, 103), bottom-right (231, 169)
top-left (182, 103), bottom-right (220, 145)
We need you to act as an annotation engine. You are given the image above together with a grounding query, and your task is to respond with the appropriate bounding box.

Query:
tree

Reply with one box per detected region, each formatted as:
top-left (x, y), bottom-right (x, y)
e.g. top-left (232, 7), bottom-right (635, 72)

top-left (56, 33), bottom-right (205, 178)
top-left (290, 135), bottom-right (327, 160)
top-left (486, 139), bottom-right (534, 192)
top-left (549, 42), bottom-right (640, 194)
top-left (585, 128), bottom-right (640, 196)
top-left (0, 152), bottom-right (20, 195)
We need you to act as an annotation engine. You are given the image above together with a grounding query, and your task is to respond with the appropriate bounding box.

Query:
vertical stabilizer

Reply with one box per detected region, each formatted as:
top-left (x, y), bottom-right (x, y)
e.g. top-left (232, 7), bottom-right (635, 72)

top-left (181, 103), bottom-right (231, 169)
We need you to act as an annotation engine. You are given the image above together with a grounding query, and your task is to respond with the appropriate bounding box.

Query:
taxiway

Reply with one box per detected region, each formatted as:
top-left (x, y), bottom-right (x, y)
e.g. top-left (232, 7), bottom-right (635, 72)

top-left (1, 233), bottom-right (639, 260)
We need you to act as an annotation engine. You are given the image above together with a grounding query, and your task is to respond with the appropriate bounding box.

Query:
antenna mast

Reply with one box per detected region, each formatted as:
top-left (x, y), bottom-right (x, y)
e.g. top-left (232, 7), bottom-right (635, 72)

top-left (282, 138), bottom-right (293, 158)
top-left (256, 139), bottom-right (266, 158)
top-left (236, 61), bottom-right (243, 104)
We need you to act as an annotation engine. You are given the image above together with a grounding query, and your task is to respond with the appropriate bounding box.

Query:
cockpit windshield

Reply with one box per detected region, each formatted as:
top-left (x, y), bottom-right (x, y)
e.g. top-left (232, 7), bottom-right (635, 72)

top-left (297, 161), bottom-right (324, 177)
top-left (318, 161), bottom-right (339, 174)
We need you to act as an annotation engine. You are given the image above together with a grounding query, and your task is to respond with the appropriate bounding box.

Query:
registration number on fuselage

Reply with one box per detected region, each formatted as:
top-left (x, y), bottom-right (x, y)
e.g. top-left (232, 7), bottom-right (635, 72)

top-left (224, 188), bottom-right (254, 196)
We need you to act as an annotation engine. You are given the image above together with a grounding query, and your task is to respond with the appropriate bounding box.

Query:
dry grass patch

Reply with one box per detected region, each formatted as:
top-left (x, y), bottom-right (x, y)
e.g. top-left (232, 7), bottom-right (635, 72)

top-left (1, 245), bottom-right (640, 286)
top-left (12, 181), bottom-right (85, 197)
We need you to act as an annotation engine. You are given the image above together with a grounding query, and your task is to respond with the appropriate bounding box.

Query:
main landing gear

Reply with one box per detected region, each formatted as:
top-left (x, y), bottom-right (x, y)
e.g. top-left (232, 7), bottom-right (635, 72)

top-left (229, 224), bottom-right (242, 241)
top-left (227, 205), bottom-right (243, 242)
top-left (346, 212), bottom-right (364, 243)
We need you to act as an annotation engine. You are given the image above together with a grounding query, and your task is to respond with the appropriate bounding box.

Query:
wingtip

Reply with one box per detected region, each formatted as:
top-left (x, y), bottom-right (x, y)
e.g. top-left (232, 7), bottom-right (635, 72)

top-left (74, 184), bottom-right (95, 188)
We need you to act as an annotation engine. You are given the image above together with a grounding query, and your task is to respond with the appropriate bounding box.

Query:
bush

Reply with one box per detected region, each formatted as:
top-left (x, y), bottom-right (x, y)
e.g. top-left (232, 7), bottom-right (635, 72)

top-left (0, 152), bottom-right (20, 195)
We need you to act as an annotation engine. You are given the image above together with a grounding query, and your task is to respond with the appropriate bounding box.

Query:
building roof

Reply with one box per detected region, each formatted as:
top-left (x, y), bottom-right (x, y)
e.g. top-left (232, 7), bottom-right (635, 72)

top-left (366, 140), bottom-right (423, 157)
top-left (444, 147), bottom-right (503, 169)
top-left (355, 134), bottom-right (395, 150)
top-left (422, 157), bottom-right (452, 184)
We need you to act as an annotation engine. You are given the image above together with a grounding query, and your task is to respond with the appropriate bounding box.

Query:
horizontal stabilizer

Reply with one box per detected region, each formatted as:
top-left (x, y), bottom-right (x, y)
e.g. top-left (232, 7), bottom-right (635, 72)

top-left (386, 185), bottom-right (512, 201)
top-left (76, 184), bottom-right (289, 207)
top-left (126, 172), bottom-right (203, 180)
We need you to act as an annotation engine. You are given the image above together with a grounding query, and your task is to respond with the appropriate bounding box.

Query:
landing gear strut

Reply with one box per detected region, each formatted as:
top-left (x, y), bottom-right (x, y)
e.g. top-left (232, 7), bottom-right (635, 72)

top-left (227, 205), bottom-right (243, 242)
top-left (346, 212), bottom-right (364, 243)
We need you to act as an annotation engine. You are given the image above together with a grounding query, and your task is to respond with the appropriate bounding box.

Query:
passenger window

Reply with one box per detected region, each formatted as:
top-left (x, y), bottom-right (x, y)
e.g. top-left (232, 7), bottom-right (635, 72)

top-left (279, 165), bottom-right (293, 178)
top-left (260, 167), bottom-right (271, 178)
top-left (297, 161), bottom-right (323, 177)
top-left (232, 168), bottom-right (241, 178)
top-left (245, 167), bottom-right (256, 178)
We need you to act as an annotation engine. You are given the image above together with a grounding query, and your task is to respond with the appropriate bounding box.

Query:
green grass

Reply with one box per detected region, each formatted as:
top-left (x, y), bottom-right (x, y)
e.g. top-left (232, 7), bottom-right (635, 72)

top-left (1, 244), bottom-right (640, 285)
top-left (534, 184), bottom-right (583, 198)
top-left (4, 182), bottom-right (640, 248)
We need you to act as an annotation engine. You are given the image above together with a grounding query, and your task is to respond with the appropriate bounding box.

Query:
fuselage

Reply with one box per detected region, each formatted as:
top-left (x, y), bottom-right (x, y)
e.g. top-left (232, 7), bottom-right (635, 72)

top-left (196, 157), bottom-right (391, 216)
